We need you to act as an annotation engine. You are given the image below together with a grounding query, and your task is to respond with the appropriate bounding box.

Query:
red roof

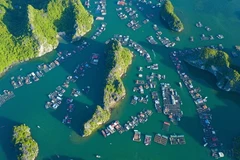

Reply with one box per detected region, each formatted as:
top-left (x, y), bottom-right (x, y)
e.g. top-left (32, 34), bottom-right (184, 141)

top-left (117, 1), bottom-right (125, 5)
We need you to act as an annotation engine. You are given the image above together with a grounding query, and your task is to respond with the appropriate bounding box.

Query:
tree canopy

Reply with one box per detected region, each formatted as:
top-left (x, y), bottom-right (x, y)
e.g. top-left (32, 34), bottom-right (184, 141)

top-left (0, 0), bottom-right (93, 74)
top-left (161, 0), bottom-right (184, 32)
top-left (13, 124), bottom-right (39, 160)
top-left (83, 105), bottom-right (111, 136)
top-left (83, 40), bottom-right (133, 137)
top-left (200, 48), bottom-right (230, 68)
top-left (104, 40), bottom-right (133, 108)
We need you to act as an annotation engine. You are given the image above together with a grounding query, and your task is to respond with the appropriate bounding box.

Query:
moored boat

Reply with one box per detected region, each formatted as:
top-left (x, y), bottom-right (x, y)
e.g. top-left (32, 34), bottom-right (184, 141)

top-left (101, 130), bottom-right (107, 138)
top-left (133, 130), bottom-right (141, 142)
top-left (144, 135), bottom-right (152, 145)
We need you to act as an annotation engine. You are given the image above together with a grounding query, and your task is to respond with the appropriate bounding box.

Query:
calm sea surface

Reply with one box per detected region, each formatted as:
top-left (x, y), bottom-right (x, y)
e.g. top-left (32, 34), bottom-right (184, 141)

top-left (0, 0), bottom-right (240, 159)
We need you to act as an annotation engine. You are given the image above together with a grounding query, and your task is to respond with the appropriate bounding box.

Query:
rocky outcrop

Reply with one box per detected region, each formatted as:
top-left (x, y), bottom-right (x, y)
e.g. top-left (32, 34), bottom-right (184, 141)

top-left (83, 40), bottom-right (133, 137)
top-left (71, 1), bottom-right (94, 42)
top-left (37, 39), bottom-right (58, 57)
top-left (161, 0), bottom-right (184, 32)
top-left (103, 40), bottom-right (133, 109)
top-left (184, 54), bottom-right (240, 94)
top-left (83, 106), bottom-right (110, 137)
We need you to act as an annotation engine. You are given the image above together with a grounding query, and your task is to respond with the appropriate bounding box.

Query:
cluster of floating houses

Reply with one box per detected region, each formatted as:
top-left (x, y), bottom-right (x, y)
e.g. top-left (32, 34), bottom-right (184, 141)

top-left (189, 21), bottom-right (225, 43)
top-left (131, 65), bottom-right (166, 107)
top-left (136, 0), bottom-right (163, 9)
top-left (101, 109), bottom-right (153, 137)
top-left (151, 24), bottom-right (177, 48)
top-left (10, 40), bottom-right (90, 91)
top-left (91, 23), bottom-right (107, 40)
top-left (11, 61), bottom-right (59, 89)
top-left (133, 131), bottom-right (186, 146)
top-left (94, 0), bottom-right (107, 16)
top-left (170, 51), bottom-right (225, 159)
top-left (3, 29), bottom-right (94, 107)
top-left (115, 5), bottom-right (142, 30)
top-left (161, 83), bottom-right (183, 124)
top-left (45, 59), bottom-right (95, 110)
top-left (108, 34), bottom-right (152, 63)
top-left (0, 90), bottom-right (15, 107)
top-left (114, 0), bottom-right (178, 48)
top-left (45, 76), bottom-right (77, 110)
top-left (146, 36), bottom-right (158, 45)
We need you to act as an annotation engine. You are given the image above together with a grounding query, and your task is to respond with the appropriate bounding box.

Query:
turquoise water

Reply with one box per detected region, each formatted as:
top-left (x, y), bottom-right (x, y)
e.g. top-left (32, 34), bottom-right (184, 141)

top-left (0, 0), bottom-right (240, 160)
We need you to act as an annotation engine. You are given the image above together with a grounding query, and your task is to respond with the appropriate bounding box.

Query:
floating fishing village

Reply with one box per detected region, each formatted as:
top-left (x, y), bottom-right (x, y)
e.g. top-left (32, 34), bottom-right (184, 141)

top-left (0, 0), bottom-right (240, 160)
top-left (169, 50), bottom-right (233, 158)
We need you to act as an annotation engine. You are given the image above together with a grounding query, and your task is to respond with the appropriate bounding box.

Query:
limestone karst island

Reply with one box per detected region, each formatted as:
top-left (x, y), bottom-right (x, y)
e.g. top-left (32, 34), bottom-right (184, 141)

top-left (0, 0), bottom-right (240, 160)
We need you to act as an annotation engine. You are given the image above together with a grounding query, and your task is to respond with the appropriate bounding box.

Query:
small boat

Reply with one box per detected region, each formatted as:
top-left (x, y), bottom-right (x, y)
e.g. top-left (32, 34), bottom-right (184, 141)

top-left (133, 130), bottom-right (141, 142)
top-left (96, 155), bottom-right (101, 158)
top-left (101, 130), bottom-right (107, 138)
top-left (179, 82), bottom-right (182, 88)
top-left (37, 126), bottom-right (40, 128)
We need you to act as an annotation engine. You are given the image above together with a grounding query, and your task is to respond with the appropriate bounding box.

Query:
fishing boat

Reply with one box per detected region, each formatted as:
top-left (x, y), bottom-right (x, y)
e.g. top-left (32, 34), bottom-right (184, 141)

top-left (133, 130), bottom-right (141, 142)
top-left (179, 82), bottom-right (182, 88)
top-left (195, 22), bottom-right (203, 28)
top-left (144, 135), bottom-right (152, 145)
top-left (91, 53), bottom-right (99, 65)
top-left (96, 155), bottom-right (101, 158)
top-left (162, 122), bottom-right (170, 131)
top-left (217, 34), bottom-right (224, 39)
top-left (101, 130), bottom-right (107, 138)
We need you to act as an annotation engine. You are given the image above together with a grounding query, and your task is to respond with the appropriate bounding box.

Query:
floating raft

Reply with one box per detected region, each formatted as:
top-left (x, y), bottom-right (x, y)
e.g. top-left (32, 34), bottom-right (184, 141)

top-left (154, 134), bottom-right (168, 146)
top-left (162, 121), bottom-right (170, 131)
top-left (0, 90), bottom-right (15, 107)
top-left (170, 135), bottom-right (186, 145)
top-left (135, 80), bottom-right (145, 85)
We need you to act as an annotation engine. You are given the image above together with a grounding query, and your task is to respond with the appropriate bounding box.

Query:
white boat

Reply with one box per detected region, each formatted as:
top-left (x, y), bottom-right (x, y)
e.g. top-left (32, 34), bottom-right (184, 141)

top-left (179, 82), bottom-right (182, 88)
top-left (96, 17), bottom-right (104, 21)
top-left (37, 126), bottom-right (40, 128)
top-left (96, 155), bottom-right (101, 158)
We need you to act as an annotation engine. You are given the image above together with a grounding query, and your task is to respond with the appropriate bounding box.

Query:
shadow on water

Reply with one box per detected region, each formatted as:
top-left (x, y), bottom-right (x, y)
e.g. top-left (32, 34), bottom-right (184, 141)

top-left (50, 96), bottom-right (97, 136)
top-left (141, 39), bottom-right (240, 106)
top-left (138, 41), bottom-right (240, 149)
top-left (131, 0), bottom-right (181, 32)
top-left (43, 155), bottom-right (85, 160)
top-left (185, 62), bottom-right (240, 107)
top-left (0, 117), bottom-right (20, 160)
top-left (132, 1), bottom-right (161, 25)
top-left (58, 37), bottom-right (107, 106)
top-left (138, 41), bottom-right (180, 69)
top-left (179, 115), bottom-right (203, 145)
top-left (50, 37), bottom-right (108, 136)
top-left (234, 11), bottom-right (240, 21)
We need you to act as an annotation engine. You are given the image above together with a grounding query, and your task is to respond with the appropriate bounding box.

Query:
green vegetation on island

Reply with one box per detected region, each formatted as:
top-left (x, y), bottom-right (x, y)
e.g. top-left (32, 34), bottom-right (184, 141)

top-left (12, 124), bottom-right (39, 160)
top-left (104, 40), bottom-right (133, 109)
top-left (83, 106), bottom-right (111, 136)
top-left (83, 40), bottom-right (133, 137)
top-left (0, 0), bottom-right (93, 74)
top-left (199, 48), bottom-right (230, 68)
top-left (185, 48), bottom-right (240, 93)
top-left (161, 0), bottom-right (184, 32)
